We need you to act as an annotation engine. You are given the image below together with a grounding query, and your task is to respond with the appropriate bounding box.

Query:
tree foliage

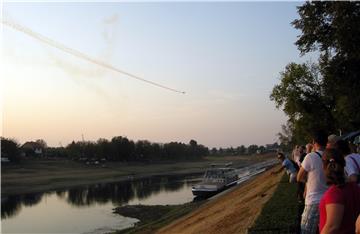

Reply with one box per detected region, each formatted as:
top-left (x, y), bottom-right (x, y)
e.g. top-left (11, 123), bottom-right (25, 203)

top-left (63, 136), bottom-right (209, 162)
top-left (271, 2), bottom-right (360, 145)
top-left (1, 138), bottom-right (21, 162)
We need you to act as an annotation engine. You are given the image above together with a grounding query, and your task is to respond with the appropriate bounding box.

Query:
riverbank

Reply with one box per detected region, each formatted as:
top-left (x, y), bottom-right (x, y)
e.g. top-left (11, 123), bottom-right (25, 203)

top-left (1, 153), bottom-right (275, 198)
top-left (155, 165), bottom-right (283, 234)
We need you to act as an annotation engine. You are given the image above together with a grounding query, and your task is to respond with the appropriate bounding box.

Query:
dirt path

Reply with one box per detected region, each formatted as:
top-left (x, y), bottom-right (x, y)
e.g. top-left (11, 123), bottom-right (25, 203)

top-left (157, 166), bottom-right (283, 234)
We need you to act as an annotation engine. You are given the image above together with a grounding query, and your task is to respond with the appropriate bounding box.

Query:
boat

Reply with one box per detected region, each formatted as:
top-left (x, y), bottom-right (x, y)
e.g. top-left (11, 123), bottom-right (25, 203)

top-left (192, 163), bottom-right (239, 197)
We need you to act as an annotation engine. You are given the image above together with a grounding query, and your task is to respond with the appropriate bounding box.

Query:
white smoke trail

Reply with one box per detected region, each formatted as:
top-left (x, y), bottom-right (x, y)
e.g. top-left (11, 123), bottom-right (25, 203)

top-left (2, 19), bottom-right (186, 94)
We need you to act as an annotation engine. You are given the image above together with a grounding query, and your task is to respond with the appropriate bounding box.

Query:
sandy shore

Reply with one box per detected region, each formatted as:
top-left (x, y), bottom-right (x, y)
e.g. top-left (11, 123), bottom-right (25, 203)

top-left (1, 153), bottom-right (275, 197)
top-left (156, 165), bottom-right (283, 234)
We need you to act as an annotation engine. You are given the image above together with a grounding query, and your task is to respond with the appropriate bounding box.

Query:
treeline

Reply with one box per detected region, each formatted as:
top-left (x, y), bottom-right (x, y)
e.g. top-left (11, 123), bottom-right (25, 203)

top-left (1, 137), bottom-right (209, 162)
top-left (210, 143), bottom-right (279, 156)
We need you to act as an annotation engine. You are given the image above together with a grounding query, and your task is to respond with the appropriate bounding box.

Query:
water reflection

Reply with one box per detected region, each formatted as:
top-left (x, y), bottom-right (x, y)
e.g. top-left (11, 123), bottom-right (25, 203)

top-left (1, 174), bottom-right (200, 220)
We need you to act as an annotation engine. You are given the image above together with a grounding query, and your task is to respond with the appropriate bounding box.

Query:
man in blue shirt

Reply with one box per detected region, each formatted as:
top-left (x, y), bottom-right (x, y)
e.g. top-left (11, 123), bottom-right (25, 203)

top-left (272, 152), bottom-right (298, 183)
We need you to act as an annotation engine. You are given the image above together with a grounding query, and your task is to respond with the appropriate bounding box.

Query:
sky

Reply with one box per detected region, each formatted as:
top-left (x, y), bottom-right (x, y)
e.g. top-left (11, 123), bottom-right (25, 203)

top-left (2, 2), bottom-right (313, 148)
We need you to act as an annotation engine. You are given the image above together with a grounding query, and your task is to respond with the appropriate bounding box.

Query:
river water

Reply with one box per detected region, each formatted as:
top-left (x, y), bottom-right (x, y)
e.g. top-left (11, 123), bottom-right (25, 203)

top-left (1, 159), bottom-right (276, 234)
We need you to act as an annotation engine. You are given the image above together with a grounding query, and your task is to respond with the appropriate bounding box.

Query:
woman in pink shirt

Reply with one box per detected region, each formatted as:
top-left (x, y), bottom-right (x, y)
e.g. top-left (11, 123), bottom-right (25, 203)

top-left (319, 149), bottom-right (360, 234)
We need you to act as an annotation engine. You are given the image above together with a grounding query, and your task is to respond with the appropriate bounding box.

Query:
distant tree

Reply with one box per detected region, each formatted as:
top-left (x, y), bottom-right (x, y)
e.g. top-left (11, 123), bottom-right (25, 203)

top-left (189, 139), bottom-right (197, 147)
top-left (66, 141), bottom-right (82, 159)
top-left (211, 147), bottom-right (218, 155)
top-left (258, 145), bottom-right (266, 153)
top-left (247, 145), bottom-right (259, 155)
top-left (46, 147), bottom-right (67, 158)
top-left (63, 137), bottom-right (208, 162)
top-left (1, 138), bottom-right (21, 162)
top-left (35, 139), bottom-right (47, 149)
top-left (135, 140), bottom-right (153, 161)
top-left (236, 145), bottom-right (246, 155)
top-left (97, 138), bottom-right (112, 159)
top-left (111, 136), bottom-right (135, 161)
top-left (150, 143), bottom-right (162, 160)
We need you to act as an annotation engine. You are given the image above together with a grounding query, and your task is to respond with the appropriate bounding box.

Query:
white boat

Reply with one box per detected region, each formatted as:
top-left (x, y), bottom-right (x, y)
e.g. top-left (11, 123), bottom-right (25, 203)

top-left (192, 163), bottom-right (238, 197)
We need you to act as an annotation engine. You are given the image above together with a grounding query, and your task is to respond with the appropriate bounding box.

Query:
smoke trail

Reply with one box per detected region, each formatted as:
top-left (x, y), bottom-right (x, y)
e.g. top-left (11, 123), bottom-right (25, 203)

top-left (2, 19), bottom-right (186, 94)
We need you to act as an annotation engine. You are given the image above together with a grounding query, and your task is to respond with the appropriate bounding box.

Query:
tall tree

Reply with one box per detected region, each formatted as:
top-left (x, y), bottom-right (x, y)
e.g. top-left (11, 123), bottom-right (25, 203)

top-left (271, 2), bottom-right (360, 145)
top-left (270, 62), bottom-right (335, 143)
top-left (293, 1), bottom-right (360, 132)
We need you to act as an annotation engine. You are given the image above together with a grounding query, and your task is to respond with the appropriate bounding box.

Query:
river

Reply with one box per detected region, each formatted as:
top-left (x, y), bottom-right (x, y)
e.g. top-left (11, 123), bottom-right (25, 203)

top-left (1, 159), bottom-right (276, 234)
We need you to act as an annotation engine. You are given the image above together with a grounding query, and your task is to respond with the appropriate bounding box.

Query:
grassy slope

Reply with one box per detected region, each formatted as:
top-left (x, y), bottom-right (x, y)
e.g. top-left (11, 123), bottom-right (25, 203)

top-left (114, 202), bottom-right (204, 234)
top-left (248, 173), bottom-right (300, 233)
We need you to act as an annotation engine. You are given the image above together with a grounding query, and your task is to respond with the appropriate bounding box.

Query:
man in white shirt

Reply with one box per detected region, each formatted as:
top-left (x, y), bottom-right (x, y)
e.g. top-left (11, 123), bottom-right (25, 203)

top-left (345, 153), bottom-right (360, 184)
top-left (336, 139), bottom-right (360, 184)
top-left (297, 130), bottom-right (328, 234)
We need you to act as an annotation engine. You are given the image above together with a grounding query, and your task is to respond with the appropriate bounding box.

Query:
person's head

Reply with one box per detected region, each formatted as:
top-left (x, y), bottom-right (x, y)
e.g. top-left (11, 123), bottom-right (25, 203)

top-left (322, 148), bottom-right (346, 186)
top-left (327, 134), bottom-right (340, 149)
top-left (312, 130), bottom-right (328, 149)
top-left (299, 145), bottom-right (306, 155)
top-left (277, 152), bottom-right (285, 161)
top-left (306, 143), bottom-right (313, 154)
top-left (335, 139), bottom-right (351, 157)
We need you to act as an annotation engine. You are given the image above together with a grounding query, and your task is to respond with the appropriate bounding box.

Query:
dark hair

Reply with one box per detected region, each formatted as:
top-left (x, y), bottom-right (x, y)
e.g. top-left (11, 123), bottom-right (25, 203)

top-left (313, 130), bottom-right (328, 147)
top-left (277, 152), bottom-right (285, 159)
top-left (335, 140), bottom-right (351, 156)
top-left (322, 149), bottom-right (346, 186)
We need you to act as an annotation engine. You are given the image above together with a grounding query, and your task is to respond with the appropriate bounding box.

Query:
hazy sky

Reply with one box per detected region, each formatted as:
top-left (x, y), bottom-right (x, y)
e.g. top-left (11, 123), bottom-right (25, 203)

top-left (2, 2), bottom-right (312, 148)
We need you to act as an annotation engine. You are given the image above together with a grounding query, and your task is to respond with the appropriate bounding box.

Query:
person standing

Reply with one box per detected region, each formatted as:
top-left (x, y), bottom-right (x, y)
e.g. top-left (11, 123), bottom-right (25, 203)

top-left (336, 140), bottom-right (360, 185)
top-left (297, 130), bottom-right (328, 234)
top-left (306, 143), bottom-right (314, 154)
top-left (326, 134), bottom-right (340, 149)
top-left (272, 152), bottom-right (298, 183)
top-left (293, 145), bottom-right (301, 167)
top-left (319, 149), bottom-right (360, 234)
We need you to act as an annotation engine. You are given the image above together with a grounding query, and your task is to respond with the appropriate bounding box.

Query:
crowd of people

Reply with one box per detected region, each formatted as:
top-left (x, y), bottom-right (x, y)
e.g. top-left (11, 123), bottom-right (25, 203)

top-left (273, 130), bottom-right (360, 234)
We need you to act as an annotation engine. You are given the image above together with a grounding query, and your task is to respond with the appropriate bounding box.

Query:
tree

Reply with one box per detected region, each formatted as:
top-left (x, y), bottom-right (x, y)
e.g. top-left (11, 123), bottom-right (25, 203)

top-left (247, 145), bottom-right (259, 155)
top-left (189, 139), bottom-right (197, 147)
top-left (97, 138), bottom-right (111, 159)
top-left (1, 138), bottom-right (21, 162)
top-left (292, 2), bottom-right (360, 132)
top-left (35, 139), bottom-right (47, 149)
top-left (271, 2), bottom-right (360, 144)
top-left (270, 62), bottom-right (335, 143)
top-left (237, 145), bottom-right (246, 155)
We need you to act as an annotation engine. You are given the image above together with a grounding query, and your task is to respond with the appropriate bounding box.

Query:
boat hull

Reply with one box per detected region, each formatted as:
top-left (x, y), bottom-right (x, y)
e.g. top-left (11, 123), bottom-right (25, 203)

top-left (192, 180), bottom-right (237, 197)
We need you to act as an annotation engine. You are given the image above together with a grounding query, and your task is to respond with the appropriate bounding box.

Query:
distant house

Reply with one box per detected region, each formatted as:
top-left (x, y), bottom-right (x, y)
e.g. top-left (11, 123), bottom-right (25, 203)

top-left (21, 141), bottom-right (44, 156)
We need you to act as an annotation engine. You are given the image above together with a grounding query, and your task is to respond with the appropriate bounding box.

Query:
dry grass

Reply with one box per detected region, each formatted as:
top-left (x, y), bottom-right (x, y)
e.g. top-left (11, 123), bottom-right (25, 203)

top-left (156, 166), bottom-right (283, 234)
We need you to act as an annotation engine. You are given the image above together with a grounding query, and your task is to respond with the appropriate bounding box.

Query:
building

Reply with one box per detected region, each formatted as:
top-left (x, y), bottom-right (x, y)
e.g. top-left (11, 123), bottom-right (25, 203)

top-left (21, 141), bottom-right (44, 156)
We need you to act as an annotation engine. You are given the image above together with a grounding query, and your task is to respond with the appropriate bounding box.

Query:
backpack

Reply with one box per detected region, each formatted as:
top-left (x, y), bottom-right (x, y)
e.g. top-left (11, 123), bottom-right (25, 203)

top-left (289, 159), bottom-right (300, 171)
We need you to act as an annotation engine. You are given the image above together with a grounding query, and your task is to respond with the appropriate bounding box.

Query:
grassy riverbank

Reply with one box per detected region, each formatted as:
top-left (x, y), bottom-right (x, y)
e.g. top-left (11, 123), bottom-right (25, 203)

top-left (113, 203), bottom-right (204, 234)
top-left (1, 153), bottom-right (275, 197)
top-left (143, 165), bottom-right (283, 234)
top-left (248, 174), bottom-right (300, 233)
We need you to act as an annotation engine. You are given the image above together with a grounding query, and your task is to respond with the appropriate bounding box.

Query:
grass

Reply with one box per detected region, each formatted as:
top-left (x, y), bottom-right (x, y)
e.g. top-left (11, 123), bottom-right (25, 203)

top-left (113, 202), bottom-right (204, 234)
top-left (248, 173), bottom-right (301, 233)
